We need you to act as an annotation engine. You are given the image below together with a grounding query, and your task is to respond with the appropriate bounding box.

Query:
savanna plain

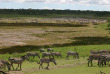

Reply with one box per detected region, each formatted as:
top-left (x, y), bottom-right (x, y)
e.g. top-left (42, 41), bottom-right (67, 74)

top-left (0, 22), bottom-right (110, 74)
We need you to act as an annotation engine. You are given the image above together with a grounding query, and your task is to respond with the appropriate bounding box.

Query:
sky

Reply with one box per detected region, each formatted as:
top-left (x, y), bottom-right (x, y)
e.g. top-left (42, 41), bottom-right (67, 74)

top-left (0, 0), bottom-right (110, 11)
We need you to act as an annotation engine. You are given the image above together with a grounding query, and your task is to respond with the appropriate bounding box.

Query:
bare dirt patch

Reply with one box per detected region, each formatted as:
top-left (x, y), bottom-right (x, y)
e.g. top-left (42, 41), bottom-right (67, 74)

top-left (0, 24), bottom-right (109, 49)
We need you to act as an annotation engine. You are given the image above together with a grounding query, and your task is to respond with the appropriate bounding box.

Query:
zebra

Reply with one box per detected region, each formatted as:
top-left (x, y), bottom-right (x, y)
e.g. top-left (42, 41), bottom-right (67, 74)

top-left (8, 55), bottom-right (29, 70)
top-left (42, 52), bottom-right (54, 58)
top-left (37, 58), bottom-right (56, 69)
top-left (26, 52), bottom-right (40, 60)
top-left (66, 51), bottom-right (79, 60)
top-left (47, 48), bottom-right (54, 52)
top-left (90, 50), bottom-right (99, 54)
top-left (40, 49), bottom-right (45, 53)
top-left (0, 60), bottom-right (11, 71)
top-left (88, 54), bottom-right (102, 66)
top-left (99, 50), bottom-right (110, 54)
top-left (52, 52), bottom-right (62, 58)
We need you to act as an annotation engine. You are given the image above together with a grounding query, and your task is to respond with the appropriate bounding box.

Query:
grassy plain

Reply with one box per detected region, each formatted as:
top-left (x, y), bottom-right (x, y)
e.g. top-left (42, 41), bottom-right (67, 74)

top-left (4, 45), bottom-right (110, 74)
top-left (0, 22), bottom-right (110, 74)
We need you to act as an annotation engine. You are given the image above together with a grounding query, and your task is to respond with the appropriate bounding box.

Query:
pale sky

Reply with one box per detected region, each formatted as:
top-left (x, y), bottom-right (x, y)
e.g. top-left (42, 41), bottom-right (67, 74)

top-left (0, 0), bottom-right (110, 11)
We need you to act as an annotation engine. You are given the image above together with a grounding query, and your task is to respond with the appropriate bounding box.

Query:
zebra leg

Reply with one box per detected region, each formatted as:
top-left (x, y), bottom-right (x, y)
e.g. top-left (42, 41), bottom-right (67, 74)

top-left (46, 63), bottom-right (49, 69)
top-left (20, 63), bottom-right (22, 70)
top-left (11, 63), bottom-right (14, 70)
top-left (41, 63), bottom-right (43, 69)
top-left (104, 61), bottom-right (106, 66)
top-left (39, 64), bottom-right (41, 69)
top-left (100, 61), bottom-right (103, 67)
top-left (42, 55), bottom-right (44, 58)
top-left (16, 64), bottom-right (19, 70)
top-left (98, 60), bottom-right (100, 66)
top-left (27, 56), bottom-right (30, 60)
top-left (88, 60), bottom-right (90, 66)
top-left (68, 55), bottom-right (70, 60)
top-left (91, 60), bottom-right (93, 66)
top-left (39, 63), bottom-right (43, 69)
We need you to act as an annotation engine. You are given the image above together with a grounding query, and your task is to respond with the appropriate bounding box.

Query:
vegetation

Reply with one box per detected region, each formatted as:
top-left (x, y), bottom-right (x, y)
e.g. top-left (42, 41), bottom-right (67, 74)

top-left (0, 9), bottom-right (110, 73)
top-left (0, 9), bottom-right (110, 19)
top-left (1, 45), bottom-right (110, 74)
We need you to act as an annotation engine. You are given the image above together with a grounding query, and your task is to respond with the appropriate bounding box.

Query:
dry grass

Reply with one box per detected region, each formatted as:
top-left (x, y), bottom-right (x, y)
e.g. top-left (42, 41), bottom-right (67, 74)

top-left (0, 23), bottom-right (109, 49)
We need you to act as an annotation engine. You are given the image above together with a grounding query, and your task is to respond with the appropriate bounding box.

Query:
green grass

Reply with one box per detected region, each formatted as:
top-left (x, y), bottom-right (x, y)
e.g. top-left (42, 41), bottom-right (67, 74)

top-left (1, 45), bottom-right (110, 60)
top-left (1, 45), bottom-right (110, 74)
top-left (0, 22), bottom-right (110, 74)
top-left (27, 64), bottom-right (109, 74)
top-left (1, 44), bottom-right (110, 74)
top-left (11, 55), bottom-right (109, 74)
top-left (99, 23), bottom-right (108, 29)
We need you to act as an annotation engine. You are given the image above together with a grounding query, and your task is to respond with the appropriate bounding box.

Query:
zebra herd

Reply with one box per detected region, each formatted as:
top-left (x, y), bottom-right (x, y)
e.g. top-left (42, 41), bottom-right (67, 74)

top-left (1, 48), bottom-right (110, 73)
top-left (0, 48), bottom-right (79, 72)
top-left (88, 50), bottom-right (110, 67)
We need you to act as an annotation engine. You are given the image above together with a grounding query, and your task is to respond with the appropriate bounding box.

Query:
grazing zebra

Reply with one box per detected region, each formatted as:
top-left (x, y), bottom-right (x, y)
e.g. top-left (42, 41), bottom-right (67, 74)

top-left (40, 49), bottom-right (45, 53)
top-left (9, 55), bottom-right (29, 70)
top-left (47, 48), bottom-right (54, 52)
top-left (88, 54), bottom-right (102, 66)
top-left (98, 56), bottom-right (107, 67)
top-left (101, 55), bottom-right (110, 64)
top-left (42, 52), bottom-right (54, 58)
top-left (37, 58), bottom-right (56, 69)
top-left (52, 52), bottom-right (62, 58)
top-left (99, 50), bottom-right (110, 54)
top-left (0, 60), bottom-right (11, 71)
top-left (26, 52), bottom-right (40, 60)
top-left (66, 51), bottom-right (79, 60)
top-left (90, 50), bottom-right (99, 54)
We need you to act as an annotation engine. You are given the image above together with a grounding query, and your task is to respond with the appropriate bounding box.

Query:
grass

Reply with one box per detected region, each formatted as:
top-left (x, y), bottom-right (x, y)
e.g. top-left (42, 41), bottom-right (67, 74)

top-left (0, 22), bottom-right (110, 73)
top-left (0, 44), bottom-right (109, 60)
top-left (1, 45), bottom-right (110, 60)
top-left (6, 52), bottom-right (110, 74)
top-left (26, 64), bottom-right (109, 74)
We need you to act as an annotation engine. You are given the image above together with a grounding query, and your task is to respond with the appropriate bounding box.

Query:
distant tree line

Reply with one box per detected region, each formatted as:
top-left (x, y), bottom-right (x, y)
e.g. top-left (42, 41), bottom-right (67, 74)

top-left (0, 9), bottom-right (110, 17)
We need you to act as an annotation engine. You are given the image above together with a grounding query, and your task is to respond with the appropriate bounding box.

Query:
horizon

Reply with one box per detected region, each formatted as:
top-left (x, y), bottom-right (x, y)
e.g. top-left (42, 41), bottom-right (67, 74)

top-left (0, 8), bottom-right (110, 12)
top-left (0, 0), bottom-right (110, 11)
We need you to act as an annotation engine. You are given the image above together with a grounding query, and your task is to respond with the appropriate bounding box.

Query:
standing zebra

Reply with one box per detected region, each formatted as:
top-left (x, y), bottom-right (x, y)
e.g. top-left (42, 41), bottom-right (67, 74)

top-left (88, 54), bottom-right (102, 66)
top-left (9, 55), bottom-right (29, 70)
top-left (52, 52), bottom-right (62, 58)
top-left (37, 58), bottom-right (56, 69)
top-left (26, 52), bottom-right (40, 60)
top-left (42, 52), bottom-right (54, 58)
top-left (40, 49), bottom-right (45, 53)
top-left (47, 48), bottom-right (54, 52)
top-left (66, 51), bottom-right (79, 60)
